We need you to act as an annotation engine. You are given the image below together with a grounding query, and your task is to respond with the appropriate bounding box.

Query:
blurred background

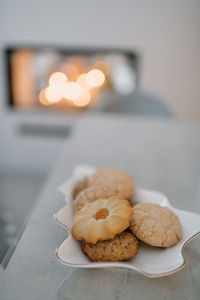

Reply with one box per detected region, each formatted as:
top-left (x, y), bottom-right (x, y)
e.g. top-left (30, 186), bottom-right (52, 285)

top-left (0, 0), bottom-right (199, 273)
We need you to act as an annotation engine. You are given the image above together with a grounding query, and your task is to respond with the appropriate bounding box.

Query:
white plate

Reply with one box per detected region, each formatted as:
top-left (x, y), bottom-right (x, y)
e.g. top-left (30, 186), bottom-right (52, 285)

top-left (54, 165), bottom-right (200, 278)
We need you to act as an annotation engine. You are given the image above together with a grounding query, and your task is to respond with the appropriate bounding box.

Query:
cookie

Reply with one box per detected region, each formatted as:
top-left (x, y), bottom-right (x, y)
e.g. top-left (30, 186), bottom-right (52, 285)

top-left (130, 203), bottom-right (182, 247)
top-left (88, 168), bottom-right (135, 200)
top-left (74, 185), bottom-right (132, 212)
top-left (72, 177), bottom-right (88, 199)
top-left (80, 231), bottom-right (139, 262)
top-left (71, 197), bottom-right (133, 244)
top-left (129, 200), bottom-right (138, 207)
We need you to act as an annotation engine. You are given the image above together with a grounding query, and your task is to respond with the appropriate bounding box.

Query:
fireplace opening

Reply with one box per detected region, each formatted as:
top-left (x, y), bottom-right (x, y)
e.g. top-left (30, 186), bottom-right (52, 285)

top-left (5, 46), bottom-right (138, 114)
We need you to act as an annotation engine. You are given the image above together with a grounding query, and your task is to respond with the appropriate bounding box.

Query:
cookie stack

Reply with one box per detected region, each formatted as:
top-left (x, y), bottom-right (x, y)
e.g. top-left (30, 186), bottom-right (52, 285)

top-left (71, 168), bottom-right (182, 262)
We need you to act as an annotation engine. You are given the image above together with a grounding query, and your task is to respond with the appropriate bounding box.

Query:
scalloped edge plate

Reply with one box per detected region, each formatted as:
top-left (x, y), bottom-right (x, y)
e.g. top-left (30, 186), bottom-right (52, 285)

top-left (54, 165), bottom-right (200, 278)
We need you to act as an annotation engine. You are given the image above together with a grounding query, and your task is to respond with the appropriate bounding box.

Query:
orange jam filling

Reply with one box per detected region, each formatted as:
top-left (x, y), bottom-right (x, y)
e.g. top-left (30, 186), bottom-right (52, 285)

top-left (94, 208), bottom-right (109, 220)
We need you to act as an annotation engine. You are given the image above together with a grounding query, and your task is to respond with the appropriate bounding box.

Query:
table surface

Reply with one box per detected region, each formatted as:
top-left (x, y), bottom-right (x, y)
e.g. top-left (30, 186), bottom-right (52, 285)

top-left (1, 115), bottom-right (200, 300)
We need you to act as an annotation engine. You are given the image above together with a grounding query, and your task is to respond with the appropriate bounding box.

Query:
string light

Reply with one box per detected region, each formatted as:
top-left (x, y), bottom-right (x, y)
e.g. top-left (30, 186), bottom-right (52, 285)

top-left (63, 82), bottom-right (82, 101)
top-left (39, 88), bottom-right (51, 105)
top-left (49, 72), bottom-right (68, 86)
top-left (45, 85), bottom-right (63, 103)
top-left (39, 66), bottom-right (106, 107)
top-left (77, 73), bottom-right (92, 90)
top-left (86, 69), bottom-right (105, 88)
top-left (72, 89), bottom-right (91, 107)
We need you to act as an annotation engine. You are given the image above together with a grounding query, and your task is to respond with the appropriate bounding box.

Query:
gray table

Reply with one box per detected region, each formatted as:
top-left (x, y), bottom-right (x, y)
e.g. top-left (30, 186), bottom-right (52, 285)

top-left (1, 115), bottom-right (200, 300)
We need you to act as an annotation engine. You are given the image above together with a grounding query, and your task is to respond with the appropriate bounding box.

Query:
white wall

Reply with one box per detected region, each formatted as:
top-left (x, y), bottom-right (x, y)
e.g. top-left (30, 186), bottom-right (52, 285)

top-left (0, 0), bottom-right (200, 120)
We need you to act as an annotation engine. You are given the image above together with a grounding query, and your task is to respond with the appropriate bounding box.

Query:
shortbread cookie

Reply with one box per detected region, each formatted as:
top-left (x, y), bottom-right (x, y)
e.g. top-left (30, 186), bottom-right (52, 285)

top-left (74, 186), bottom-right (132, 212)
top-left (130, 203), bottom-right (182, 247)
top-left (88, 168), bottom-right (135, 200)
top-left (81, 231), bottom-right (139, 262)
top-left (72, 177), bottom-right (88, 199)
top-left (71, 197), bottom-right (133, 244)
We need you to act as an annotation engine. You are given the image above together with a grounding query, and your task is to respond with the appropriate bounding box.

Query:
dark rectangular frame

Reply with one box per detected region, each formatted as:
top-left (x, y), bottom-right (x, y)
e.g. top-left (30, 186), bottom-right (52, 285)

top-left (4, 45), bottom-right (139, 110)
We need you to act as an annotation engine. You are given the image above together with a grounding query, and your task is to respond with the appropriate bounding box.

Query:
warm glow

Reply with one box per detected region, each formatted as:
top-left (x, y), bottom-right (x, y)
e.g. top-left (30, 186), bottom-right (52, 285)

top-left (61, 64), bottom-right (80, 81)
top-left (86, 69), bottom-right (105, 88)
top-left (72, 89), bottom-right (91, 107)
top-left (77, 73), bottom-right (93, 90)
top-left (49, 72), bottom-right (68, 86)
top-left (63, 82), bottom-right (82, 101)
top-left (40, 64), bottom-right (106, 107)
top-left (45, 85), bottom-right (63, 103)
top-left (39, 88), bottom-right (51, 105)
top-left (93, 61), bottom-right (110, 75)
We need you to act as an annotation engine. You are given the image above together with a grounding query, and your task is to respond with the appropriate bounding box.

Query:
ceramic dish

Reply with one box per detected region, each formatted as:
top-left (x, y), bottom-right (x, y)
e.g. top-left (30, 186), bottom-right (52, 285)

top-left (54, 165), bottom-right (200, 278)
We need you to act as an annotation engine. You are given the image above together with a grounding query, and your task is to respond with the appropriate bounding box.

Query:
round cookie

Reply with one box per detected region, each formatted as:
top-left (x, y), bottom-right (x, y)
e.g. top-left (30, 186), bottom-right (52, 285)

top-left (72, 177), bottom-right (88, 199)
top-left (74, 185), bottom-right (133, 212)
top-left (130, 203), bottom-right (182, 247)
top-left (80, 231), bottom-right (139, 262)
top-left (72, 197), bottom-right (133, 244)
top-left (88, 168), bottom-right (135, 200)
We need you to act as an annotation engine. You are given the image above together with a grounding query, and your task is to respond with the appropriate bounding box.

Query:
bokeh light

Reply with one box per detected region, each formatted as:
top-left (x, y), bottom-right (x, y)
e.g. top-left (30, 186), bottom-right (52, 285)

top-left (40, 62), bottom-right (107, 107)
top-left (60, 64), bottom-right (79, 81)
top-left (77, 73), bottom-right (93, 90)
top-left (72, 89), bottom-right (91, 107)
top-left (39, 88), bottom-right (51, 105)
top-left (63, 82), bottom-right (82, 101)
top-left (49, 72), bottom-right (68, 87)
top-left (86, 69), bottom-right (105, 88)
top-left (93, 61), bottom-right (110, 75)
top-left (45, 85), bottom-right (63, 103)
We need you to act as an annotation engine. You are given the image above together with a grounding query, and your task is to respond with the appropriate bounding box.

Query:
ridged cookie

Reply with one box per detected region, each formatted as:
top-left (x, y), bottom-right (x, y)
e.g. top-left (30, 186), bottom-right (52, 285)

top-left (72, 197), bottom-right (133, 244)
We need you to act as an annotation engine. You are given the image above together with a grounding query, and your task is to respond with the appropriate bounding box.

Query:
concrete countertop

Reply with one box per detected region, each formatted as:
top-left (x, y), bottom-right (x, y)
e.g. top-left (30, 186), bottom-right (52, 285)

top-left (0, 115), bottom-right (200, 300)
